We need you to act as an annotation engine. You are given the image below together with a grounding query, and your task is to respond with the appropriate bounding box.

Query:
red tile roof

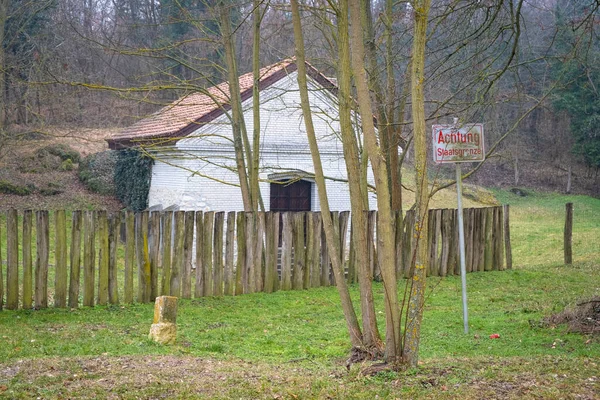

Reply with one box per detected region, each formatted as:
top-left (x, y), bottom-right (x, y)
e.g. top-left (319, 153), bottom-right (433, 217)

top-left (107, 59), bottom-right (338, 149)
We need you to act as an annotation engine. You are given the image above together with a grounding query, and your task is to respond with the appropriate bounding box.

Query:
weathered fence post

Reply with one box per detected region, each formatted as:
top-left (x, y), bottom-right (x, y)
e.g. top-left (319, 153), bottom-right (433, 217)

top-left (503, 205), bottom-right (512, 269)
top-left (253, 212), bottom-right (265, 292)
top-left (484, 207), bottom-right (493, 271)
top-left (496, 207), bottom-right (505, 270)
top-left (181, 211), bottom-right (195, 299)
top-left (564, 202), bottom-right (573, 265)
top-left (170, 211), bottom-right (184, 297)
top-left (82, 211), bottom-right (96, 307)
top-left (470, 209), bottom-right (479, 273)
top-left (162, 211), bottom-right (173, 297)
top-left (35, 210), bottom-right (50, 309)
top-left (280, 213), bottom-right (293, 290)
top-left (68, 211), bottom-right (82, 308)
top-left (244, 213), bottom-right (255, 293)
top-left (476, 208), bottom-right (486, 272)
top-left (224, 211), bottom-right (236, 295)
top-left (305, 213), bottom-right (315, 289)
top-left (23, 210), bottom-right (33, 309)
top-left (448, 209), bottom-right (460, 275)
top-left (213, 211), bottom-right (225, 296)
top-left (310, 213), bottom-right (322, 288)
top-left (108, 214), bottom-right (120, 304)
top-left (264, 212), bottom-right (277, 294)
top-left (439, 209), bottom-right (451, 277)
top-left (427, 209), bottom-right (436, 276)
top-left (234, 212), bottom-right (246, 295)
top-left (292, 212), bottom-right (305, 290)
top-left (137, 211), bottom-right (152, 303)
top-left (149, 212), bottom-right (160, 301)
top-left (6, 209), bottom-right (19, 310)
top-left (97, 210), bottom-right (109, 305)
top-left (54, 210), bottom-right (68, 308)
top-left (433, 209), bottom-right (444, 276)
top-left (193, 211), bottom-right (203, 298)
top-left (124, 211), bottom-right (135, 303)
top-left (203, 211), bottom-right (215, 296)
top-left (465, 208), bottom-right (475, 273)
top-left (321, 216), bottom-right (331, 286)
top-left (339, 211), bottom-right (350, 282)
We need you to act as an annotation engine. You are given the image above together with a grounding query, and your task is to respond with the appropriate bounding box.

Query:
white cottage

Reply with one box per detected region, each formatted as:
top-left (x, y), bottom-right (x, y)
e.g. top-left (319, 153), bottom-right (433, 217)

top-left (108, 60), bottom-right (376, 212)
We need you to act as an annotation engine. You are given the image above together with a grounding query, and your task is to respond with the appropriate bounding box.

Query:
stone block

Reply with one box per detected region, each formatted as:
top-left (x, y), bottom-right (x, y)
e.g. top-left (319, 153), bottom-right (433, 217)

top-left (149, 296), bottom-right (178, 344)
top-left (149, 322), bottom-right (177, 345)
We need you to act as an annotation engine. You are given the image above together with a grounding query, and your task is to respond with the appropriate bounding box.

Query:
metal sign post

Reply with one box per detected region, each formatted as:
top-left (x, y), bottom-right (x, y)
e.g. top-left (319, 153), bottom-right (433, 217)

top-left (432, 119), bottom-right (485, 334)
top-left (456, 162), bottom-right (469, 334)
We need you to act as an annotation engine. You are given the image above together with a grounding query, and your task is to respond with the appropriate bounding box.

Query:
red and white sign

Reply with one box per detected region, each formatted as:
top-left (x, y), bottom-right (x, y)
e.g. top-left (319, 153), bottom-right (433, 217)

top-left (432, 124), bottom-right (485, 164)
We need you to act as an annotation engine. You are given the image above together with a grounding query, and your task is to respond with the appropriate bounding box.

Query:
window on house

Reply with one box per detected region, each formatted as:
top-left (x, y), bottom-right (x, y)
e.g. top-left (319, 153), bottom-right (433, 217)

top-left (269, 179), bottom-right (312, 212)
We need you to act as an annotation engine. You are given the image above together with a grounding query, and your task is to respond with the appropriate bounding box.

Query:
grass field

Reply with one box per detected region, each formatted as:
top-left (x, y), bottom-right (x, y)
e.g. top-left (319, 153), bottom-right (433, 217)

top-left (0, 189), bottom-right (599, 399)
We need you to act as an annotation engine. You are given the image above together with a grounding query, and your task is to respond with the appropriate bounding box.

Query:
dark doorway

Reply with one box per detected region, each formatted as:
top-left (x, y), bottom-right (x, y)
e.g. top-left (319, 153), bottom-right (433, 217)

top-left (269, 180), bottom-right (312, 212)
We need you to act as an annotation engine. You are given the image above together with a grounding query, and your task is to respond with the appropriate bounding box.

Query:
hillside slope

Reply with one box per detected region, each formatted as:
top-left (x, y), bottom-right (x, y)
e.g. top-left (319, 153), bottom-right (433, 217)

top-left (0, 127), bottom-right (122, 211)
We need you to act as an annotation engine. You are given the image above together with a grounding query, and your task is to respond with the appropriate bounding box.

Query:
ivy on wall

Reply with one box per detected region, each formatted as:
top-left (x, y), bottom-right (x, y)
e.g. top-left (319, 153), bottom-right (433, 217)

top-left (114, 148), bottom-right (153, 211)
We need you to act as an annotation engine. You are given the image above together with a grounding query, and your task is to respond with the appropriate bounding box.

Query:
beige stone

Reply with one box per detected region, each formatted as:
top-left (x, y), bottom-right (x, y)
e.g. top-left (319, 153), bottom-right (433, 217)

top-left (149, 296), bottom-right (178, 344)
top-left (149, 322), bottom-right (177, 345)
top-left (153, 296), bottom-right (178, 324)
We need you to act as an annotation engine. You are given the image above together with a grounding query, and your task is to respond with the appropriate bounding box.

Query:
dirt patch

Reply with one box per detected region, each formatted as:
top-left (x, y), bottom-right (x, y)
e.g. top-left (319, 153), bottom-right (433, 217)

top-left (0, 356), bottom-right (322, 399)
top-left (545, 296), bottom-right (600, 335)
top-left (0, 355), bottom-right (598, 399)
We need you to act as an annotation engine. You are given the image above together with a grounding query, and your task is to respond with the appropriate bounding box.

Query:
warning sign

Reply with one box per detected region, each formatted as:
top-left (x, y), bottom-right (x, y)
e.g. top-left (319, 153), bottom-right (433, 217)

top-left (432, 124), bottom-right (484, 164)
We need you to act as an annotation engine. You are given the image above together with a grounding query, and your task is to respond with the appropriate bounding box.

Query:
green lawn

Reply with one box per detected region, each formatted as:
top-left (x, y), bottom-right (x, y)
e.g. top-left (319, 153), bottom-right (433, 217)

top-left (493, 189), bottom-right (600, 266)
top-left (0, 189), bottom-right (599, 399)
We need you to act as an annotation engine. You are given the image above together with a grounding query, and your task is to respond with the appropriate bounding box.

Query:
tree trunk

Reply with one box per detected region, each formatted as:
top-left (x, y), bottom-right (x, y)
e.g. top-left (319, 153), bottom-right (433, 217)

top-left (290, 0), bottom-right (363, 348)
top-left (363, 0), bottom-right (392, 206)
top-left (348, 0), bottom-right (401, 363)
top-left (402, 0), bottom-right (431, 368)
top-left (384, 0), bottom-right (403, 213)
top-left (566, 164), bottom-right (572, 194)
top-left (514, 156), bottom-right (520, 185)
top-left (220, 3), bottom-right (253, 211)
top-left (251, 0), bottom-right (264, 212)
top-left (336, 0), bottom-right (382, 352)
top-left (564, 202), bottom-right (573, 265)
top-left (0, 1), bottom-right (7, 127)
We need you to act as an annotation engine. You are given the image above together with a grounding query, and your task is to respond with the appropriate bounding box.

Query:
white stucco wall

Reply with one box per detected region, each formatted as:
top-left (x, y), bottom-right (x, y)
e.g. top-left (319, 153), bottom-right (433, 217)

top-left (147, 71), bottom-right (378, 211)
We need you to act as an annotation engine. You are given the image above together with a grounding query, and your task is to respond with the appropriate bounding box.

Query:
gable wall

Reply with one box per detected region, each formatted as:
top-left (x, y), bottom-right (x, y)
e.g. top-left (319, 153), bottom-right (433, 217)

top-left (147, 71), bottom-right (377, 211)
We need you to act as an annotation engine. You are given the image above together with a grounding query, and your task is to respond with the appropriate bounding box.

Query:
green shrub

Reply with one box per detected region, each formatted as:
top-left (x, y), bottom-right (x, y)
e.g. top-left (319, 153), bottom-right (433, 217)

top-left (61, 159), bottom-right (74, 171)
top-left (78, 151), bottom-right (118, 195)
top-left (40, 187), bottom-right (63, 196)
top-left (0, 180), bottom-right (32, 195)
top-left (34, 148), bottom-right (62, 171)
top-left (114, 148), bottom-right (153, 211)
top-left (39, 143), bottom-right (81, 163)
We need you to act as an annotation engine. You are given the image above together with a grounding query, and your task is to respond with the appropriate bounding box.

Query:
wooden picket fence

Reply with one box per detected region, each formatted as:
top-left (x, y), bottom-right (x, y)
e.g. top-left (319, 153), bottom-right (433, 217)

top-left (0, 206), bottom-right (511, 310)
